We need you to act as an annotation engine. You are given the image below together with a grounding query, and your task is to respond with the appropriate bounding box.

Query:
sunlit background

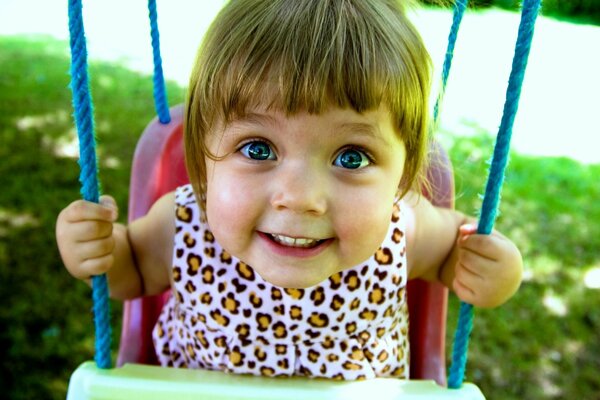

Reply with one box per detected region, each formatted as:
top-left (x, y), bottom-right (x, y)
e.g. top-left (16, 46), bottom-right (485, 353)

top-left (0, 1), bottom-right (599, 399)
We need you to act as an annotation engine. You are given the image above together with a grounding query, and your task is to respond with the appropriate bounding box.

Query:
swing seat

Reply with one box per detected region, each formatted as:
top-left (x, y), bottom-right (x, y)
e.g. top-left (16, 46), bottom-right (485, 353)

top-left (68, 361), bottom-right (484, 400)
top-left (67, 104), bottom-right (484, 399)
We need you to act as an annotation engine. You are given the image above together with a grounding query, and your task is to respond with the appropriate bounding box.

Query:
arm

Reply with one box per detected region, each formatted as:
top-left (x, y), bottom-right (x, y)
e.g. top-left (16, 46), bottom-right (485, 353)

top-left (56, 192), bottom-right (174, 300)
top-left (405, 191), bottom-right (523, 308)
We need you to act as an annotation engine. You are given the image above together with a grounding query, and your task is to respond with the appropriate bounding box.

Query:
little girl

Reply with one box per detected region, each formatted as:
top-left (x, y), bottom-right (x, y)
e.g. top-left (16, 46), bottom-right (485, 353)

top-left (56, 0), bottom-right (522, 380)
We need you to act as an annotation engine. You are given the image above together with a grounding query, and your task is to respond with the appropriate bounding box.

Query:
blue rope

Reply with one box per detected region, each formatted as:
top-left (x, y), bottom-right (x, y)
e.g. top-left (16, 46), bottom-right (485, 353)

top-left (433, 0), bottom-right (468, 124)
top-left (67, 0), bottom-right (112, 369)
top-left (148, 0), bottom-right (171, 124)
top-left (448, 0), bottom-right (542, 388)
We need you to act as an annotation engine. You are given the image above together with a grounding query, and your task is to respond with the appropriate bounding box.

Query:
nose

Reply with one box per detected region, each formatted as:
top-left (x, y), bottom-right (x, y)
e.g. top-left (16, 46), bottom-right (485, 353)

top-left (270, 162), bottom-right (328, 215)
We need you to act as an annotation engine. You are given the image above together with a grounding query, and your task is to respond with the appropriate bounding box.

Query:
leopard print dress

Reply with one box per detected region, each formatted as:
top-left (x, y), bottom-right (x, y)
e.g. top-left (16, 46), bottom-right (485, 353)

top-left (153, 184), bottom-right (410, 380)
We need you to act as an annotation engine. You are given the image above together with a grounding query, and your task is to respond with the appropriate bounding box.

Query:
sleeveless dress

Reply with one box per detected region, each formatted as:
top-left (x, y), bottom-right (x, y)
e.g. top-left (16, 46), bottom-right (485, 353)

top-left (153, 184), bottom-right (410, 380)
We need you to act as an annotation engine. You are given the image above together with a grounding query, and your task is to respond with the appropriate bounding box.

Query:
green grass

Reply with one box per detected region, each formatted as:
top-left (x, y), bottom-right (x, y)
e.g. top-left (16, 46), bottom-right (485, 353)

top-left (444, 133), bottom-right (600, 398)
top-left (1, 36), bottom-right (599, 400)
top-left (0, 35), bottom-right (186, 399)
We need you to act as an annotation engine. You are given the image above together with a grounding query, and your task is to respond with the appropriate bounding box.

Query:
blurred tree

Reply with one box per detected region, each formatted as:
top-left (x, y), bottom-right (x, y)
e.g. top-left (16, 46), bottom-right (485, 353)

top-left (416, 0), bottom-right (600, 23)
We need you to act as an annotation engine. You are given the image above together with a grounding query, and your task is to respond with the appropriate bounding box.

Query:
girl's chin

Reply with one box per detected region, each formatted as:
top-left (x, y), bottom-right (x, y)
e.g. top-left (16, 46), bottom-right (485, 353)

top-left (255, 267), bottom-right (328, 289)
top-left (245, 258), bottom-right (337, 289)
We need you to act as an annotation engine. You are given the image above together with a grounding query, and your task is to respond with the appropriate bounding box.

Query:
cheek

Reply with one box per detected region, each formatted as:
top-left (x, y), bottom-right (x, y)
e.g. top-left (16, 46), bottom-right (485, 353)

top-left (335, 188), bottom-right (396, 265)
top-left (205, 166), bottom-right (263, 252)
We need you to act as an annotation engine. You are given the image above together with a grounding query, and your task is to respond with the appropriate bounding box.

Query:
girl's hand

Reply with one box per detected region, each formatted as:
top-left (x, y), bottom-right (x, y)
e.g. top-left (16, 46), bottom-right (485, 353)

top-left (453, 224), bottom-right (523, 308)
top-left (56, 195), bottom-right (119, 281)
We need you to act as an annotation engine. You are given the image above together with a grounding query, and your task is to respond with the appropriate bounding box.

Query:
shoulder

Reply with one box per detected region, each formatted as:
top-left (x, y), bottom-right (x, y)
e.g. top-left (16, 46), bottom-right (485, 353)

top-left (129, 191), bottom-right (176, 234)
top-left (402, 191), bottom-right (465, 281)
top-left (151, 191), bottom-right (177, 219)
top-left (399, 191), bottom-right (427, 247)
top-left (127, 191), bottom-right (177, 295)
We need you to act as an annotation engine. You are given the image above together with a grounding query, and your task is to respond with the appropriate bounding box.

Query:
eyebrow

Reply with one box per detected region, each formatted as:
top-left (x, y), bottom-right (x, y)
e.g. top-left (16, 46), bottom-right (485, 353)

top-left (337, 122), bottom-right (390, 146)
top-left (230, 112), bottom-right (279, 128)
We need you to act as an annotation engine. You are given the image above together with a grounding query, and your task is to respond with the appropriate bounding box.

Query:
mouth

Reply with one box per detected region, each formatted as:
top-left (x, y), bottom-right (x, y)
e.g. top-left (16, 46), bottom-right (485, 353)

top-left (268, 233), bottom-right (325, 248)
top-left (257, 232), bottom-right (333, 258)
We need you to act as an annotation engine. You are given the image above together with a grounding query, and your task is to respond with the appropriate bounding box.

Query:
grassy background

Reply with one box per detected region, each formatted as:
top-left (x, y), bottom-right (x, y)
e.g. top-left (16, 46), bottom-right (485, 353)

top-left (1, 35), bottom-right (599, 400)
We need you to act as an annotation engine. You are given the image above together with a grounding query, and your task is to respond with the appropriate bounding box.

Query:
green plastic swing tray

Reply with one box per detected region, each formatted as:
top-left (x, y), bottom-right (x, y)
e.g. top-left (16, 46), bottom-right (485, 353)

top-left (67, 361), bottom-right (485, 400)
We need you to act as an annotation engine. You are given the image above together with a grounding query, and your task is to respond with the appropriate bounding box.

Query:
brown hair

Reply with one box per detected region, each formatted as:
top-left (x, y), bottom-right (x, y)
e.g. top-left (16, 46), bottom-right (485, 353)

top-left (185, 0), bottom-right (432, 206)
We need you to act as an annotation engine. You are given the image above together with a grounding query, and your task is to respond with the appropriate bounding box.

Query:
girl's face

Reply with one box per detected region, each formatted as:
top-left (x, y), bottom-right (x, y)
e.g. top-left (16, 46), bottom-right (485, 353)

top-left (204, 104), bottom-right (406, 288)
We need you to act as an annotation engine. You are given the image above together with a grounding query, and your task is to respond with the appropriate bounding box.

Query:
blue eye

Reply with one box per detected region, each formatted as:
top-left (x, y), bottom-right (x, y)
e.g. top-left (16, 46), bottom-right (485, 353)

top-left (334, 148), bottom-right (371, 169)
top-left (239, 141), bottom-right (276, 161)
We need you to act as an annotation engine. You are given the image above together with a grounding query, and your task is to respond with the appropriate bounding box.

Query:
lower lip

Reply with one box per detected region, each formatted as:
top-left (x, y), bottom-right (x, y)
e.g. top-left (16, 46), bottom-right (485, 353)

top-left (257, 232), bottom-right (333, 259)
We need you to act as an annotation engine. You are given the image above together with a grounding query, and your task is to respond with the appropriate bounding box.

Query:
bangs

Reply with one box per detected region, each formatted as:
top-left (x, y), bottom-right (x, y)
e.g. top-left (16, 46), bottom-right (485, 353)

top-left (190, 0), bottom-right (430, 132)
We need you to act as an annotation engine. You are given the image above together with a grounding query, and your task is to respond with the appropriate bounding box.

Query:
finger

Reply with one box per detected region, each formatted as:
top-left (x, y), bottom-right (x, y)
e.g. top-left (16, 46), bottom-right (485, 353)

top-left (99, 195), bottom-right (119, 218)
top-left (458, 223), bottom-right (478, 238)
top-left (67, 220), bottom-right (114, 242)
top-left (456, 224), bottom-right (478, 250)
top-left (62, 199), bottom-right (117, 223)
top-left (454, 258), bottom-right (486, 285)
top-left (453, 278), bottom-right (476, 304)
top-left (456, 247), bottom-right (498, 276)
top-left (75, 236), bottom-right (115, 262)
top-left (78, 253), bottom-right (115, 278)
top-left (458, 234), bottom-right (505, 261)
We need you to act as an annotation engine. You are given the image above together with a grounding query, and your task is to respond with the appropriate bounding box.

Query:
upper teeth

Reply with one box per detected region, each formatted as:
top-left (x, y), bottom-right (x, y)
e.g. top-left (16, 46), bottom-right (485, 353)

top-left (271, 234), bottom-right (319, 248)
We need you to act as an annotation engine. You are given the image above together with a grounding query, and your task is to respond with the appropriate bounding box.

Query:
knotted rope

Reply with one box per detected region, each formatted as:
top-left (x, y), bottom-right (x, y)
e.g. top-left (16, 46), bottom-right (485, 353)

top-left (148, 0), bottom-right (171, 123)
top-left (67, 0), bottom-right (172, 370)
top-left (448, 0), bottom-right (541, 388)
top-left (67, 0), bottom-right (112, 369)
top-left (433, 0), bottom-right (468, 124)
